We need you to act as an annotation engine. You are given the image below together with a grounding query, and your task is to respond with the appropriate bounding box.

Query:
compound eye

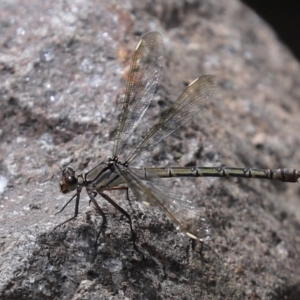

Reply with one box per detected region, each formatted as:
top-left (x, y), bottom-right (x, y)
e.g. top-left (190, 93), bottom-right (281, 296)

top-left (59, 167), bottom-right (77, 193)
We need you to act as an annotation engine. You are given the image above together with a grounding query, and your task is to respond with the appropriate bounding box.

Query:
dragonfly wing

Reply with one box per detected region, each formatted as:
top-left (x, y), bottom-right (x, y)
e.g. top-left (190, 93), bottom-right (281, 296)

top-left (126, 75), bottom-right (217, 163)
top-left (117, 165), bottom-right (212, 241)
top-left (113, 32), bottom-right (164, 157)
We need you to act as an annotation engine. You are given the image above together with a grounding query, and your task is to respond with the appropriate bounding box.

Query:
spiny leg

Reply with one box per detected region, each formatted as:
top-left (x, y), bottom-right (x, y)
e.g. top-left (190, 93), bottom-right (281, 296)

top-left (99, 191), bottom-right (140, 253)
top-left (101, 186), bottom-right (130, 201)
top-left (101, 186), bottom-right (137, 217)
top-left (88, 189), bottom-right (126, 206)
top-left (50, 186), bottom-right (82, 234)
top-left (55, 193), bottom-right (77, 215)
top-left (89, 186), bottom-right (131, 207)
top-left (112, 187), bottom-right (137, 215)
top-left (87, 191), bottom-right (107, 249)
top-left (122, 187), bottom-right (142, 231)
top-left (124, 187), bottom-right (136, 213)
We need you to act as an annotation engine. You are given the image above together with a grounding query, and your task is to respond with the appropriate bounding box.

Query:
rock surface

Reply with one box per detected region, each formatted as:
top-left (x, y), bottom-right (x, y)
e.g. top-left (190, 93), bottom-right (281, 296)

top-left (0, 0), bottom-right (299, 299)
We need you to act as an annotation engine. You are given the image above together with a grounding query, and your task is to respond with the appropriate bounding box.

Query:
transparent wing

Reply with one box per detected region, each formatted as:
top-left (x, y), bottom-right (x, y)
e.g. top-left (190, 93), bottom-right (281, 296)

top-left (113, 32), bottom-right (164, 158)
top-left (125, 75), bottom-right (217, 163)
top-left (117, 165), bottom-right (212, 241)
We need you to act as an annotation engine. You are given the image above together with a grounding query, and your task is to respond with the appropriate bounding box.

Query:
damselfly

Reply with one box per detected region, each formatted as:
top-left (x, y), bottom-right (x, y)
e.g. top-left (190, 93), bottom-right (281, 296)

top-left (54, 32), bottom-right (300, 246)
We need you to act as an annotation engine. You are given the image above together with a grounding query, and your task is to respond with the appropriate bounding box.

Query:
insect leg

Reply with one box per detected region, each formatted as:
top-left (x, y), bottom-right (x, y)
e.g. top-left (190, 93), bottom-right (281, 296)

top-left (50, 186), bottom-right (82, 234)
top-left (99, 191), bottom-right (139, 252)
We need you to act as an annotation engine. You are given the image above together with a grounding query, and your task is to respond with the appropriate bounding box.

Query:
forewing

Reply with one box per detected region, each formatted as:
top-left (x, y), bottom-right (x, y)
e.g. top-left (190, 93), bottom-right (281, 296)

top-left (117, 165), bottom-right (212, 241)
top-left (126, 75), bottom-right (217, 163)
top-left (113, 32), bottom-right (164, 157)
